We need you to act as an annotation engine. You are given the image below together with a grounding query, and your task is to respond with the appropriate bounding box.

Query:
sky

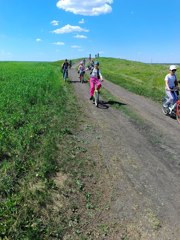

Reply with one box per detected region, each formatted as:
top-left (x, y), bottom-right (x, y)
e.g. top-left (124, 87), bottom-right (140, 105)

top-left (0, 0), bottom-right (180, 63)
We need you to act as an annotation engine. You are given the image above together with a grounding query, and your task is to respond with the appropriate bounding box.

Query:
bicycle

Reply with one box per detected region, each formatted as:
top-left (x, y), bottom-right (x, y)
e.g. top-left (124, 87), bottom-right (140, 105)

top-left (93, 79), bottom-right (103, 107)
top-left (162, 86), bottom-right (180, 124)
top-left (79, 71), bottom-right (85, 83)
top-left (94, 88), bottom-right (100, 107)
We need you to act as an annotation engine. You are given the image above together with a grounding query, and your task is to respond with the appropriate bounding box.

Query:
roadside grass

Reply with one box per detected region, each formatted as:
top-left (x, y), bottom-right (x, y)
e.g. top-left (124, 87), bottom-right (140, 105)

top-left (96, 57), bottom-right (173, 102)
top-left (0, 61), bottom-right (98, 239)
top-left (100, 86), bottom-right (163, 147)
top-left (100, 87), bottom-right (145, 124)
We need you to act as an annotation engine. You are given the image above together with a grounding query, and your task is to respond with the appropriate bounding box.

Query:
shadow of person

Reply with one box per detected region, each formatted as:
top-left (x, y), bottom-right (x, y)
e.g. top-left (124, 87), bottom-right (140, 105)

top-left (93, 100), bottom-right (127, 109)
top-left (104, 100), bottom-right (127, 107)
top-left (96, 100), bottom-right (109, 109)
top-left (67, 80), bottom-right (88, 84)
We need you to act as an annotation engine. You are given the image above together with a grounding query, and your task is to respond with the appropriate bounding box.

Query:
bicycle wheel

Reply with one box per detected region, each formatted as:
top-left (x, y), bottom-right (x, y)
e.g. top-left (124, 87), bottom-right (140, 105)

top-left (176, 100), bottom-right (180, 124)
top-left (80, 73), bottom-right (84, 83)
top-left (94, 90), bottom-right (99, 107)
top-left (162, 97), bottom-right (169, 115)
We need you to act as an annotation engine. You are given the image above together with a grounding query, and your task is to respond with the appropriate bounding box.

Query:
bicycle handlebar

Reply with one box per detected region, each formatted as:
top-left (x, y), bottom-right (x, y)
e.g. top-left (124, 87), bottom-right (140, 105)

top-left (169, 86), bottom-right (179, 91)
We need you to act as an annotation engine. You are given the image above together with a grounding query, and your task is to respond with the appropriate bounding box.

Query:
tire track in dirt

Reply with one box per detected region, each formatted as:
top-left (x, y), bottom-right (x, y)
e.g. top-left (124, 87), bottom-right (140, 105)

top-left (68, 64), bottom-right (180, 239)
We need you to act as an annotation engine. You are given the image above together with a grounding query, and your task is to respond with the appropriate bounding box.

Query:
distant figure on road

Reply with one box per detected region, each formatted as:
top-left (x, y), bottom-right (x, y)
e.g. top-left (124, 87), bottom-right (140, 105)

top-left (83, 58), bottom-right (86, 66)
top-left (89, 54), bottom-right (91, 62)
top-left (61, 59), bottom-right (69, 79)
top-left (86, 59), bottom-right (94, 74)
top-left (69, 60), bottom-right (72, 68)
top-left (78, 61), bottom-right (86, 83)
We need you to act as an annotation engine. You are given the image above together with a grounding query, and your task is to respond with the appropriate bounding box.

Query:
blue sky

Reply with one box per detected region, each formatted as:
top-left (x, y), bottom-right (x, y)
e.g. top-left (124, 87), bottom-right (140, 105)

top-left (0, 0), bottom-right (180, 63)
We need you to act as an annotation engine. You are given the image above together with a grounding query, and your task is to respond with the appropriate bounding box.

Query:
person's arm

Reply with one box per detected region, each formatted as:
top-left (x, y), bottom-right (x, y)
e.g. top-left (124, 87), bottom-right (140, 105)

top-left (165, 75), bottom-right (171, 90)
top-left (165, 79), bottom-right (170, 90)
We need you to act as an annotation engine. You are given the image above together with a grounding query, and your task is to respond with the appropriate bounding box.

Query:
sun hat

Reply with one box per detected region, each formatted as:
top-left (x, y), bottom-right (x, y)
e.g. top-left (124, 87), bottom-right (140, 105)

top-left (169, 65), bottom-right (177, 71)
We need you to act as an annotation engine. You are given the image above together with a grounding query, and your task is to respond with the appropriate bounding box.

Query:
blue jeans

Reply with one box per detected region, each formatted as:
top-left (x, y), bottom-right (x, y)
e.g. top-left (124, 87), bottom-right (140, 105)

top-left (165, 89), bottom-right (178, 106)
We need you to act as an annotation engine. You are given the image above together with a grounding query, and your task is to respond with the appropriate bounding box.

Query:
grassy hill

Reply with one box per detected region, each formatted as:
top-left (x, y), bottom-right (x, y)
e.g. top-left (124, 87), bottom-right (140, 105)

top-left (99, 57), bottom-right (171, 102)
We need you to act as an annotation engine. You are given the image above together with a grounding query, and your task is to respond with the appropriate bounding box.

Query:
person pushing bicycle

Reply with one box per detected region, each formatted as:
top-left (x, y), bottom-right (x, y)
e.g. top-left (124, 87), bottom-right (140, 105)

top-left (89, 61), bottom-right (103, 101)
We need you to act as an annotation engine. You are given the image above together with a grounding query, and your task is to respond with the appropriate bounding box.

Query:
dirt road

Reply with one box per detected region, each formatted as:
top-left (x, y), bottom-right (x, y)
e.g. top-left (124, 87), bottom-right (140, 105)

top-left (68, 64), bottom-right (180, 240)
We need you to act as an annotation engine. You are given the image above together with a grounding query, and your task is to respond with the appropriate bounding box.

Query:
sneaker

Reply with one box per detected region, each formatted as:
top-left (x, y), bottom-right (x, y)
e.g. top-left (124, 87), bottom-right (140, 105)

top-left (89, 96), bottom-right (93, 100)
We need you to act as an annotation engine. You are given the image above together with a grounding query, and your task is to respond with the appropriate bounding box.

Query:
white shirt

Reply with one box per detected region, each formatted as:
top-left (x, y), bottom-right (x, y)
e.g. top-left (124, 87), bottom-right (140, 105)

top-left (90, 68), bottom-right (102, 79)
top-left (165, 73), bottom-right (176, 89)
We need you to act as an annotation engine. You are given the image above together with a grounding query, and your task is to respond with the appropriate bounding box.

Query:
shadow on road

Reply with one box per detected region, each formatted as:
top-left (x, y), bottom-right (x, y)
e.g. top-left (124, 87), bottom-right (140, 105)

top-left (95, 100), bottom-right (109, 109)
top-left (96, 100), bottom-right (127, 109)
top-left (104, 100), bottom-right (127, 107)
top-left (68, 80), bottom-right (88, 84)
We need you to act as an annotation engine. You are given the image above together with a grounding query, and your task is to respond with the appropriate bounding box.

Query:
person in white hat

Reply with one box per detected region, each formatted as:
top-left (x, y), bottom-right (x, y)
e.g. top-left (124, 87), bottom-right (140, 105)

top-left (163, 65), bottom-right (179, 109)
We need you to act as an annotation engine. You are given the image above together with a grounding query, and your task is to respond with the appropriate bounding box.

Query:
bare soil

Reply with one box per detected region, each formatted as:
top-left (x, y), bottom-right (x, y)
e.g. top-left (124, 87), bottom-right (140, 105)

top-left (66, 64), bottom-right (180, 240)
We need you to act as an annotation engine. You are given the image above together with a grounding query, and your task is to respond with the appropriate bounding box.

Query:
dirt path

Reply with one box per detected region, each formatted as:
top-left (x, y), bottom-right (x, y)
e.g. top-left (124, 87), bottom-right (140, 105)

top-left (68, 64), bottom-right (180, 240)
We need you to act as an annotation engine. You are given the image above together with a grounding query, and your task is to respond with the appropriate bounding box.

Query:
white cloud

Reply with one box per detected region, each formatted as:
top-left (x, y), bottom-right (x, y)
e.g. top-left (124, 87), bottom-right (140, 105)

top-left (52, 41), bottom-right (65, 45)
top-left (52, 24), bottom-right (89, 34)
top-left (79, 18), bottom-right (85, 24)
top-left (74, 34), bottom-right (87, 39)
top-left (71, 45), bottom-right (81, 49)
top-left (56, 0), bottom-right (113, 16)
top-left (51, 20), bottom-right (59, 26)
top-left (36, 38), bottom-right (42, 42)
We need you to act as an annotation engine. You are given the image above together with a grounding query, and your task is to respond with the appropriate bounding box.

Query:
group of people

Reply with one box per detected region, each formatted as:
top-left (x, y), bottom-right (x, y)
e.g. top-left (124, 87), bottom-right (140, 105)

top-left (62, 59), bottom-right (179, 111)
top-left (77, 59), bottom-right (103, 101)
top-left (61, 58), bottom-right (103, 101)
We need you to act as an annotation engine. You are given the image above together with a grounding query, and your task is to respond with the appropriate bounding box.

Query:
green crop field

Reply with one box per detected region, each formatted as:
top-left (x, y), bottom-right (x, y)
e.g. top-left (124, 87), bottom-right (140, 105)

top-left (0, 61), bottom-right (82, 239)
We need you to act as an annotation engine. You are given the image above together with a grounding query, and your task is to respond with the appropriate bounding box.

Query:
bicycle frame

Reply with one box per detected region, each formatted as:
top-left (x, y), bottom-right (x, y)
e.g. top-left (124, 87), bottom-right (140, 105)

top-left (162, 95), bottom-right (180, 124)
top-left (79, 72), bottom-right (85, 83)
top-left (63, 69), bottom-right (68, 81)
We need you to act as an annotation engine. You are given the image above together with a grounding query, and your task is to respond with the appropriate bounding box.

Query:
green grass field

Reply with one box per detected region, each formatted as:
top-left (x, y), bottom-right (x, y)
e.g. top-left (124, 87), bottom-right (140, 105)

top-left (0, 61), bottom-right (82, 239)
top-left (0, 58), bottom-right (176, 239)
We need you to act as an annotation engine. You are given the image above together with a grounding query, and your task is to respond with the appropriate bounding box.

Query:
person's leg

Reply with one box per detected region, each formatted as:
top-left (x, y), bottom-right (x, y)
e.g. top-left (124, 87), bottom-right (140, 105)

top-left (172, 91), bottom-right (178, 103)
top-left (169, 91), bottom-right (178, 113)
top-left (63, 69), bottom-right (65, 79)
top-left (96, 81), bottom-right (101, 91)
top-left (164, 90), bottom-right (174, 107)
top-left (89, 78), bottom-right (95, 99)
